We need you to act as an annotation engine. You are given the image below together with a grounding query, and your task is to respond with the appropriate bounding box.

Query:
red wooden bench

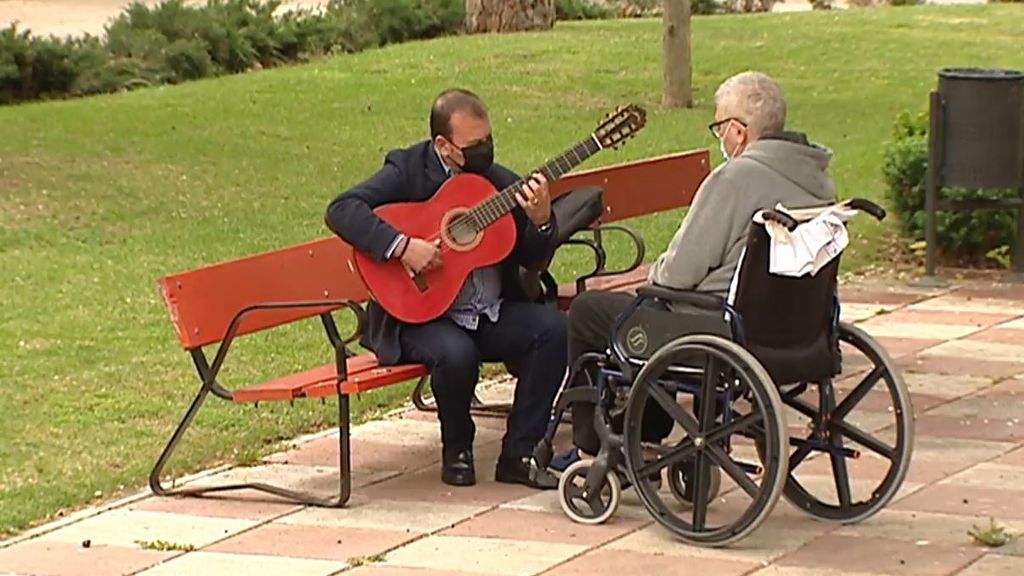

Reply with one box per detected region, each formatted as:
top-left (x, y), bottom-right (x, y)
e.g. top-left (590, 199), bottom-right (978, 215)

top-left (150, 149), bottom-right (710, 507)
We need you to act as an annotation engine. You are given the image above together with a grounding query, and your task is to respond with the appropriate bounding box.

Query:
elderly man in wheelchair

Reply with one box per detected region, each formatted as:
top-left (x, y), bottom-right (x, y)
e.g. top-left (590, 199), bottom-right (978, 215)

top-left (531, 72), bottom-right (914, 547)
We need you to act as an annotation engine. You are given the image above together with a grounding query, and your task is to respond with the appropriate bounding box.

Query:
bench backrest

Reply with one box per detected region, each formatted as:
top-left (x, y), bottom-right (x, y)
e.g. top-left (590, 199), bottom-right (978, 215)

top-left (158, 237), bottom-right (365, 350)
top-left (158, 150), bottom-right (711, 351)
top-left (550, 150), bottom-right (709, 223)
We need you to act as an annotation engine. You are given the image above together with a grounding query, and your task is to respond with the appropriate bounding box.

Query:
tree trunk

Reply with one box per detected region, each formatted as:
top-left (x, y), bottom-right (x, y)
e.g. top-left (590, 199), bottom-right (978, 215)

top-left (662, 0), bottom-right (692, 109)
top-left (464, 0), bottom-right (556, 33)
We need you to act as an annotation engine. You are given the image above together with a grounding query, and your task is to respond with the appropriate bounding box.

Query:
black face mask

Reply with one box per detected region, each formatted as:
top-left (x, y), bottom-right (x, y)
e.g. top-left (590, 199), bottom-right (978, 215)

top-left (456, 135), bottom-right (493, 174)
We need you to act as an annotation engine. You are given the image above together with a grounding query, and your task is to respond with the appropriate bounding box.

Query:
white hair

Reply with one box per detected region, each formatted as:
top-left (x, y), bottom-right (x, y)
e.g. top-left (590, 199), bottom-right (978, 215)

top-left (713, 71), bottom-right (786, 139)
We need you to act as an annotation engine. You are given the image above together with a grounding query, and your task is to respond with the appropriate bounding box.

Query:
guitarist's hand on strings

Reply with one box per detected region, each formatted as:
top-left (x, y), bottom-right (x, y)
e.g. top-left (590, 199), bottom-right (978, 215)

top-left (516, 173), bottom-right (552, 227)
top-left (400, 237), bottom-right (442, 274)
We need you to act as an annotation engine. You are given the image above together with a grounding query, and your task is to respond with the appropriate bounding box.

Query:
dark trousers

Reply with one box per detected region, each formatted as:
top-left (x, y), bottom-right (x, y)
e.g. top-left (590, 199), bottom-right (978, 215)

top-left (399, 300), bottom-right (568, 459)
top-left (567, 290), bottom-right (674, 454)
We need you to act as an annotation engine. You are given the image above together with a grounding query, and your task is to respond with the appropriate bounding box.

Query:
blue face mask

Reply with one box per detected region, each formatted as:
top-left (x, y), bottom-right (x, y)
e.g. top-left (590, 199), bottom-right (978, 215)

top-left (719, 138), bottom-right (732, 161)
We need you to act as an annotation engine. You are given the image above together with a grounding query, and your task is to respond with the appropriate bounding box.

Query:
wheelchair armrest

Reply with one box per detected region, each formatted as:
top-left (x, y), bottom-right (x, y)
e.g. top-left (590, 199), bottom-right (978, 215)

top-left (636, 284), bottom-right (725, 310)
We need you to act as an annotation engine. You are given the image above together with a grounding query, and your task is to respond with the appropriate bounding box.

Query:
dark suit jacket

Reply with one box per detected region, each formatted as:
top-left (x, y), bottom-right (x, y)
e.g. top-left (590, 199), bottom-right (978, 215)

top-left (325, 140), bottom-right (560, 365)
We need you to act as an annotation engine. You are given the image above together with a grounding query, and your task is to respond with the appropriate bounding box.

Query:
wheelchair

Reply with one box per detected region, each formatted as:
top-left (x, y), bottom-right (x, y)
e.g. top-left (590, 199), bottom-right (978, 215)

top-left (532, 198), bottom-right (915, 548)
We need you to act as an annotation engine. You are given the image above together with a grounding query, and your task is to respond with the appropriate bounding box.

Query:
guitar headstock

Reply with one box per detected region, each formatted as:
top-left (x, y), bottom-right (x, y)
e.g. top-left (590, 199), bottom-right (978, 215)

top-left (593, 104), bottom-right (647, 150)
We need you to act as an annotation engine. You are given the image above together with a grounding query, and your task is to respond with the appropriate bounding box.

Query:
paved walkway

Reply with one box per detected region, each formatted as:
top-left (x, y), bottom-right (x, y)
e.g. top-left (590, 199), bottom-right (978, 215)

top-left (3, 273), bottom-right (1024, 576)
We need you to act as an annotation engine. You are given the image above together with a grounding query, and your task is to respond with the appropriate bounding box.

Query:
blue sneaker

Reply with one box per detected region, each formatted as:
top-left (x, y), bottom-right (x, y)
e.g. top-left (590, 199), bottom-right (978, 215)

top-left (549, 448), bottom-right (582, 472)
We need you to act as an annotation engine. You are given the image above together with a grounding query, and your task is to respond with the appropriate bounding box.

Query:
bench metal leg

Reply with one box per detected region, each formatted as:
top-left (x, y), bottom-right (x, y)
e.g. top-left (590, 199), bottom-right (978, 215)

top-left (411, 375), bottom-right (514, 417)
top-left (149, 386), bottom-right (352, 508)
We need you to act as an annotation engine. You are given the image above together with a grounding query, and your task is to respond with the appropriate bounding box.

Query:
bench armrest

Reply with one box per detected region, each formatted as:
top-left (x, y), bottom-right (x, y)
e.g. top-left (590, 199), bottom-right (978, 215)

top-left (566, 223), bottom-right (646, 294)
top-left (636, 284), bottom-right (724, 311)
top-left (203, 299), bottom-right (367, 400)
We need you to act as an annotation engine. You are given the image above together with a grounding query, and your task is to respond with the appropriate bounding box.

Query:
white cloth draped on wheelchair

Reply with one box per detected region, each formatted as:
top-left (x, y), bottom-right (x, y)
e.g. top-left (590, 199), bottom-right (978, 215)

top-left (754, 202), bottom-right (860, 277)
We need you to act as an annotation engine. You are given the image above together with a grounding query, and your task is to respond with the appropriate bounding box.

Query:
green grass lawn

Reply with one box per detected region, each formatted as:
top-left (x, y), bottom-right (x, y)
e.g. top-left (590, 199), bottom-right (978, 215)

top-left (2, 4), bottom-right (1022, 537)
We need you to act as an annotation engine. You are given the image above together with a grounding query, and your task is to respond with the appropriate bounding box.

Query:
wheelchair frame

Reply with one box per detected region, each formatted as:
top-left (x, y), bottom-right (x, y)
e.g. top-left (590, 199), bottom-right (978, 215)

top-left (533, 199), bottom-right (915, 547)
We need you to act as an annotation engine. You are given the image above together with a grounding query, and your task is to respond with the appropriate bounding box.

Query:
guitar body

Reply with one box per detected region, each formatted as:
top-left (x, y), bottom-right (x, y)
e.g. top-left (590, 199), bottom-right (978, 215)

top-left (352, 173), bottom-right (517, 324)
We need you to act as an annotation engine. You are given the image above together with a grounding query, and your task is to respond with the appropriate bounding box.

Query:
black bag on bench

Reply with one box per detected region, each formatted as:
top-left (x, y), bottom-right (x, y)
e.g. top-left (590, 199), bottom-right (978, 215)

top-left (518, 186), bottom-right (605, 303)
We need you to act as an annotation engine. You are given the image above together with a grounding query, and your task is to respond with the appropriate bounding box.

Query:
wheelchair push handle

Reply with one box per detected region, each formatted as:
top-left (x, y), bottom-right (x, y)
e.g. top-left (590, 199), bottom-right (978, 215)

top-left (845, 198), bottom-right (886, 221)
top-left (761, 209), bottom-right (799, 231)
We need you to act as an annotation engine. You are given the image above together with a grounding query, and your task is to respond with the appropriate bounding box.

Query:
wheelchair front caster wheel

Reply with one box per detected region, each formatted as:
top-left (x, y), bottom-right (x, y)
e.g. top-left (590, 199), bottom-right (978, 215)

top-left (558, 460), bottom-right (621, 525)
top-left (669, 461), bottom-right (722, 510)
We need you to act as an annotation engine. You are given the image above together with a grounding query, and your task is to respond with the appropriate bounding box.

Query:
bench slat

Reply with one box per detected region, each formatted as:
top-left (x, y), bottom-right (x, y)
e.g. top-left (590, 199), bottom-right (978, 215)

top-left (231, 354), bottom-right (428, 403)
top-left (305, 364), bottom-right (429, 397)
top-left (549, 150), bottom-right (709, 224)
top-left (159, 237), bottom-right (368, 350)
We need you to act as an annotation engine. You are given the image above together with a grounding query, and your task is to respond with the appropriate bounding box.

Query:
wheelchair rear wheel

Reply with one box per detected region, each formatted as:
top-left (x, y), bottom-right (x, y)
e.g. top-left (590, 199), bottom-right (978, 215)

top-left (773, 322), bottom-right (915, 524)
top-left (622, 335), bottom-right (789, 547)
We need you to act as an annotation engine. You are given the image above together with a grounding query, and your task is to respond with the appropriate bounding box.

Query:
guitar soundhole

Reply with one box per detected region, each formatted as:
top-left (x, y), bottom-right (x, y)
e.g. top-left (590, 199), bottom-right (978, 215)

top-left (440, 209), bottom-right (482, 252)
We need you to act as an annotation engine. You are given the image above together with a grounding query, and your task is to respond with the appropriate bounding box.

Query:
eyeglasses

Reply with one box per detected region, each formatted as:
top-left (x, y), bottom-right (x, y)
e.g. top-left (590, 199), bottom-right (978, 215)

top-left (708, 117), bottom-right (747, 139)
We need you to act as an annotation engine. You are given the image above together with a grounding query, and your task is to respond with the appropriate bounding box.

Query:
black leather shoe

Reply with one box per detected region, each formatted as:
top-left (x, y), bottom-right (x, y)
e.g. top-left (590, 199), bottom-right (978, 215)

top-left (442, 449), bottom-right (476, 487)
top-left (495, 455), bottom-right (558, 490)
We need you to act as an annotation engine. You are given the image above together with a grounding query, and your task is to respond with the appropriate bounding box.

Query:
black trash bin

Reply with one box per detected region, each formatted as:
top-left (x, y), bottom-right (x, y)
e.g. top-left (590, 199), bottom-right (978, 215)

top-left (922, 67), bottom-right (1024, 282)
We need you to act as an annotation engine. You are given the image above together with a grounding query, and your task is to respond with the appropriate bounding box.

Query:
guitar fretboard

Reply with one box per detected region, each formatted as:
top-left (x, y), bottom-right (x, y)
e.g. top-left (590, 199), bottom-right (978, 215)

top-left (463, 136), bottom-right (602, 229)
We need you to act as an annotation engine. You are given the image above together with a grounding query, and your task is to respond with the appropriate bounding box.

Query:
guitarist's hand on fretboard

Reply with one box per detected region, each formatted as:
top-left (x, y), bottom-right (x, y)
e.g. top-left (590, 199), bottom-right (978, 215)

top-left (515, 173), bottom-right (552, 227)
top-left (401, 237), bottom-right (442, 274)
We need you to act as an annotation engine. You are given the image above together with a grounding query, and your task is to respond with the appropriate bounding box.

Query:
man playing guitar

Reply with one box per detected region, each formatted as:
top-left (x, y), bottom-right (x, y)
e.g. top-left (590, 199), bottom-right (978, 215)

top-left (325, 88), bottom-right (564, 490)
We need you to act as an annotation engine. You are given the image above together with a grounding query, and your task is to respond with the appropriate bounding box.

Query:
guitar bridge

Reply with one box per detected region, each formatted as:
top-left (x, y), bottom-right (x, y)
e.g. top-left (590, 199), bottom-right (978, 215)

top-left (411, 272), bottom-right (429, 293)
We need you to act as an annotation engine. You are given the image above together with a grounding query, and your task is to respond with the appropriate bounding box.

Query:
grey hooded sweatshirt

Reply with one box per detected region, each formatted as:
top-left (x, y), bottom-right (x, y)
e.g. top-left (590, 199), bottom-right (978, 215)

top-left (648, 132), bottom-right (837, 295)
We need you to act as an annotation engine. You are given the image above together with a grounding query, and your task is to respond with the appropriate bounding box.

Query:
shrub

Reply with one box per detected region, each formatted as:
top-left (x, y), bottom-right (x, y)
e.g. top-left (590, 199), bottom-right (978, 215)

top-left (556, 0), bottom-right (613, 20)
top-left (881, 110), bottom-right (1019, 267)
top-left (0, 0), bottom-right (464, 106)
top-left (612, 0), bottom-right (723, 17)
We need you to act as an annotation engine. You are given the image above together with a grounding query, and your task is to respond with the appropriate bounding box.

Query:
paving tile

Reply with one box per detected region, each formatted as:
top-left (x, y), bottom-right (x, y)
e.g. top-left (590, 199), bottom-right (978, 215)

top-left (543, 548), bottom-right (758, 576)
top-left (265, 436), bottom-right (438, 474)
top-left (128, 495), bottom-right (300, 521)
top-left (277, 495), bottom-right (489, 534)
top-left (993, 447), bottom-right (1024, 466)
top-left (966, 328), bottom-right (1024, 347)
top-left (344, 567), bottom-right (485, 576)
top-left (914, 414), bottom-right (1024, 443)
top-left (940, 463), bottom-right (1024, 491)
top-left (903, 373), bottom-right (994, 399)
top-left (834, 509), bottom-right (1024, 546)
top-left (350, 418), bottom-right (437, 445)
top-left (180, 462), bottom-right (401, 499)
top-left (774, 474), bottom-right (922, 509)
top-left (956, 555), bottom-right (1024, 575)
top-left (894, 484), bottom-right (1024, 520)
top-left (840, 288), bottom-right (925, 307)
top-left (0, 539), bottom-right (174, 576)
top-left (871, 337), bottom-right (943, 358)
top-left (440, 507), bottom-right (644, 547)
top-left (840, 303), bottom-right (888, 323)
top-left (920, 340), bottom-right (1024, 364)
top-left (999, 317), bottom-right (1024, 330)
top-left (134, 550), bottom-right (344, 576)
top-left (908, 296), bottom-right (1024, 315)
top-left (748, 567), bottom-right (886, 576)
top-left (37, 509), bottom-right (258, 549)
top-left (399, 407), bottom-right (510, 432)
top-left (774, 533), bottom-right (983, 575)
top-left (899, 355), bottom-right (1024, 380)
top-left (498, 486), bottom-right (652, 523)
top-left (858, 321), bottom-right (981, 341)
top-left (358, 464), bottom-right (534, 506)
top-left (867, 309), bottom-right (1018, 328)
top-left (382, 535), bottom-right (586, 576)
top-left (929, 393), bottom-right (1024, 421)
top-left (606, 518), bottom-right (822, 565)
top-left (207, 523), bottom-right (417, 562)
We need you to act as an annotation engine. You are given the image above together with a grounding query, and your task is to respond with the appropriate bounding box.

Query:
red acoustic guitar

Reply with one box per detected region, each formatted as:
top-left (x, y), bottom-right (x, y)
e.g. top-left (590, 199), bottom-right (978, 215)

top-left (351, 104), bottom-right (647, 324)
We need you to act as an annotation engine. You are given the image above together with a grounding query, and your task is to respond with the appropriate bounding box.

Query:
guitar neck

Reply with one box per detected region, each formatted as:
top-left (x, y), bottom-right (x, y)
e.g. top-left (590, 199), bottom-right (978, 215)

top-left (468, 135), bottom-right (603, 228)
